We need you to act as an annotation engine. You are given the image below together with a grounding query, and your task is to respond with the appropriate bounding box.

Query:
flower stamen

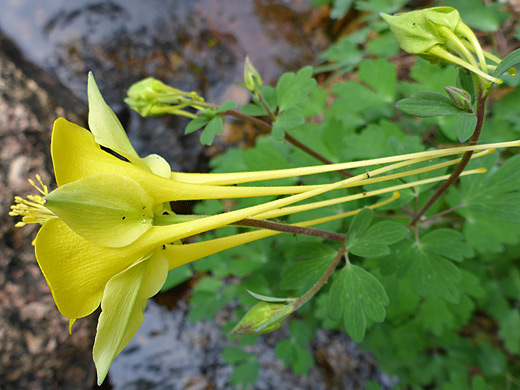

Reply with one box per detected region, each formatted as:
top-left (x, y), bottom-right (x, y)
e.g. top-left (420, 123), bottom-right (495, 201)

top-left (10, 175), bottom-right (56, 227)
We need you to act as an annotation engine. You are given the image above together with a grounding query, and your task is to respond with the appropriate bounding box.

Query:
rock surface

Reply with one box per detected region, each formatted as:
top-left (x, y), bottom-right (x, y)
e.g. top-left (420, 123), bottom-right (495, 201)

top-left (0, 32), bottom-right (97, 390)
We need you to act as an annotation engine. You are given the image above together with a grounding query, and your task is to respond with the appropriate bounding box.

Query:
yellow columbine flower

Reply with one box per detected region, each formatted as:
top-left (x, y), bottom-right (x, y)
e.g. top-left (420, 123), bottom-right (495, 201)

top-left (12, 75), bottom-right (520, 384)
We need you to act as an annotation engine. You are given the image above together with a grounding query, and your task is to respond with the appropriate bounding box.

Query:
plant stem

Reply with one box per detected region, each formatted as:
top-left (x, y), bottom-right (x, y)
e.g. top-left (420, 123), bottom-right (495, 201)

top-left (293, 244), bottom-right (346, 310)
top-left (410, 92), bottom-right (487, 226)
top-left (236, 218), bottom-right (346, 242)
top-left (221, 108), bottom-right (353, 177)
top-left (154, 213), bottom-right (345, 242)
top-left (422, 203), bottom-right (465, 222)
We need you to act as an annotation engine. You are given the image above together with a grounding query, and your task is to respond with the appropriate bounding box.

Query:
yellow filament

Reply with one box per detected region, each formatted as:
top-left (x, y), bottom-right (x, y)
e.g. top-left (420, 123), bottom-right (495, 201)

top-left (10, 175), bottom-right (56, 227)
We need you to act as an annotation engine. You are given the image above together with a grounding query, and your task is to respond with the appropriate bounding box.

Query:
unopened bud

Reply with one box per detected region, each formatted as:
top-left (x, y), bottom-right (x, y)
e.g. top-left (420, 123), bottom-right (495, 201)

top-left (382, 7), bottom-right (504, 85)
top-left (231, 301), bottom-right (294, 335)
top-left (125, 77), bottom-right (205, 118)
top-left (444, 86), bottom-right (472, 112)
top-left (244, 56), bottom-right (263, 94)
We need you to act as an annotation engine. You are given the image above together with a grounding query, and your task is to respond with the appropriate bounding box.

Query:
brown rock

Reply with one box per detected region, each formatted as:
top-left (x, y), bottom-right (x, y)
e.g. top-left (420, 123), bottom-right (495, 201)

top-left (0, 31), bottom-right (96, 390)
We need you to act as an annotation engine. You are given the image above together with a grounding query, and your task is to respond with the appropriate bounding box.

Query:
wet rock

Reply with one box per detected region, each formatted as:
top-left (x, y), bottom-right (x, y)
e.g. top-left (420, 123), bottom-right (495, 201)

top-left (0, 32), bottom-right (96, 390)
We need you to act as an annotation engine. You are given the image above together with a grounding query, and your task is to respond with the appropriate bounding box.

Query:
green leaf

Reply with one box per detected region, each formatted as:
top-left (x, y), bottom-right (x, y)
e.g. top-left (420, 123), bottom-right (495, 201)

top-left (408, 248), bottom-right (461, 303)
top-left (240, 103), bottom-right (268, 117)
top-left (477, 341), bottom-right (507, 376)
top-left (498, 308), bottom-right (520, 354)
top-left (483, 154), bottom-right (520, 194)
top-left (317, 38), bottom-right (363, 71)
top-left (216, 100), bottom-right (238, 113)
top-left (276, 66), bottom-right (316, 112)
top-left (230, 359), bottom-right (259, 388)
top-left (275, 335), bottom-right (314, 374)
top-left (346, 208), bottom-right (374, 240)
top-left (493, 48), bottom-right (520, 79)
top-left (93, 254), bottom-right (169, 385)
top-left (420, 229), bottom-right (473, 262)
top-left (330, 0), bottom-right (353, 19)
top-left (356, 0), bottom-right (404, 13)
top-left (328, 264), bottom-right (389, 342)
top-left (419, 296), bottom-right (455, 336)
top-left (160, 264), bottom-right (192, 292)
top-left (185, 115), bottom-right (210, 135)
top-left (365, 381), bottom-right (382, 390)
top-left (346, 214), bottom-right (408, 258)
top-left (349, 221), bottom-right (409, 257)
top-left (457, 68), bottom-right (476, 103)
top-left (260, 85), bottom-right (277, 112)
top-left (221, 346), bottom-right (252, 364)
top-left (396, 92), bottom-right (460, 117)
top-left (200, 116), bottom-right (223, 145)
top-left (446, 0), bottom-right (510, 32)
top-left (357, 59), bottom-right (397, 102)
top-left (273, 106), bottom-right (305, 137)
top-left (456, 111), bottom-right (477, 142)
top-left (280, 243), bottom-right (338, 291)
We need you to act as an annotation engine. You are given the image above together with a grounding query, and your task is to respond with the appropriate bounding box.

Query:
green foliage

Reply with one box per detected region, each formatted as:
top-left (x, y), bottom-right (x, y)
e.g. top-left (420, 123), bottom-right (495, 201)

top-left (150, 4), bottom-right (520, 389)
top-left (275, 321), bottom-right (315, 374)
top-left (445, 0), bottom-right (510, 32)
top-left (345, 208), bottom-right (408, 257)
top-left (396, 91), bottom-right (461, 117)
top-left (222, 346), bottom-right (259, 389)
top-left (328, 262), bottom-right (390, 342)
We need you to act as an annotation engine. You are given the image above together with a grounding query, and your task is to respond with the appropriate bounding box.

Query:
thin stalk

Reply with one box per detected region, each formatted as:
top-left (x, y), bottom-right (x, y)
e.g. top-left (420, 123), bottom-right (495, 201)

top-left (155, 213), bottom-right (345, 242)
top-left (293, 244), bottom-right (346, 310)
top-left (221, 108), bottom-right (353, 176)
top-left (422, 203), bottom-right (465, 222)
top-left (236, 218), bottom-right (345, 242)
top-left (410, 92), bottom-right (487, 226)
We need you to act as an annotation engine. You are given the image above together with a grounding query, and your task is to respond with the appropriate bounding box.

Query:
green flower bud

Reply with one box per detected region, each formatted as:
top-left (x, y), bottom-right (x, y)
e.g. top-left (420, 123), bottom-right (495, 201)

top-left (231, 301), bottom-right (294, 335)
top-left (125, 77), bottom-right (206, 118)
top-left (382, 7), bottom-right (505, 85)
top-left (243, 56), bottom-right (263, 94)
top-left (444, 86), bottom-right (472, 112)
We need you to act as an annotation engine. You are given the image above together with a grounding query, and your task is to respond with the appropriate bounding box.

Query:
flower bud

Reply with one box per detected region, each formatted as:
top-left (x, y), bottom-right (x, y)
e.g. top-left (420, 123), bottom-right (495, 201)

top-left (231, 301), bottom-right (294, 335)
top-left (382, 7), bottom-right (504, 85)
top-left (444, 86), bottom-right (472, 112)
top-left (244, 56), bottom-right (263, 94)
top-left (125, 77), bottom-right (205, 118)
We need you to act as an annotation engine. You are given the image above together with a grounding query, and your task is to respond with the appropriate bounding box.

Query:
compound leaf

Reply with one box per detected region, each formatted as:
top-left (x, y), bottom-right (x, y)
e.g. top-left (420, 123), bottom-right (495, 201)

top-left (328, 264), bottom-right (389, 342)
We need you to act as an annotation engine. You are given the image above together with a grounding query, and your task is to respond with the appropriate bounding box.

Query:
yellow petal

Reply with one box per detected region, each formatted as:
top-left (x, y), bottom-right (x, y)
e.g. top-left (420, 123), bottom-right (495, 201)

top-left (88, 73), bottom-right (141, 160)
top-left (142, 153), bottom-right (172, 179)
top-left (50, 119), bottom-right (363, 201)
top-left (93, 251), bottom-right (168, 385)
top-left (35, 218), bottom-right (151, 320)
top-left (44, 174), bottom-right (154, 248)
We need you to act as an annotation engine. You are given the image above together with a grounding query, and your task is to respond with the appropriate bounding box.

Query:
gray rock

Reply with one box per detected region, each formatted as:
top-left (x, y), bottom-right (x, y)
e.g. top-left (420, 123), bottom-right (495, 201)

top-left (0, 32), bottom-right (96, 390)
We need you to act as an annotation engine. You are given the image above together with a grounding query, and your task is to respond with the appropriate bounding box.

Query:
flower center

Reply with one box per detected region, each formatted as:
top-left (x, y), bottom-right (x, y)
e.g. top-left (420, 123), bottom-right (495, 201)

top-left (10, 175), bottom-right (56, 227)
